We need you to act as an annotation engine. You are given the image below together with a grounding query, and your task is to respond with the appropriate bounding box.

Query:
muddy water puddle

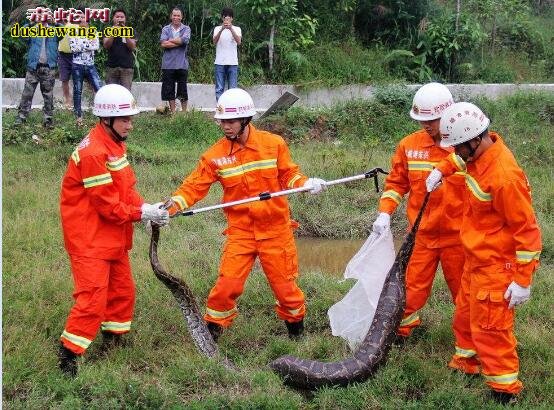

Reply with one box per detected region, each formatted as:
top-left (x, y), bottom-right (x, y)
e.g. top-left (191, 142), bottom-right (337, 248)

top-left (296, 237), bottom-right (403, 276)
top-left (296, 238), bottom-right (365, 276)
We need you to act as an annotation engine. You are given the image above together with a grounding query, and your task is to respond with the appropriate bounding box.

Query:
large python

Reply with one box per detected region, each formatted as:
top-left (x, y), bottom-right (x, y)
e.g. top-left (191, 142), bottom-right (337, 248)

top-left (269, 193), bottom-right (430, 389)
top-left (149, 225), bottom-right (236, 370)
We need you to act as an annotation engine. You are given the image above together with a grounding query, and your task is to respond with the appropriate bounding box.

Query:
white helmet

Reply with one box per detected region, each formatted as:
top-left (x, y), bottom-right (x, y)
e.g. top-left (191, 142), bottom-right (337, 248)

top-left (214, 88), bottom-right (257, 119)
top-left (409, 82), bottom-right (454, 121)
top-left (93, 84), bottom-right (140, 117)
top-left (439, 102), bottom-right (490, 147)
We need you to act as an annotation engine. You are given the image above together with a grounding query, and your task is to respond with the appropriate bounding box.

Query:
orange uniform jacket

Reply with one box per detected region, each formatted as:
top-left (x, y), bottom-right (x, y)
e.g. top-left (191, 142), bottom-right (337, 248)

top-left (171, 124), bottom-right (308, 239)
top-left (379, 129), bottom-right (466, 247)
top-left (436, 132), bottom-right (542, 286)
top-left (60, 124), bottom-right (144, 259)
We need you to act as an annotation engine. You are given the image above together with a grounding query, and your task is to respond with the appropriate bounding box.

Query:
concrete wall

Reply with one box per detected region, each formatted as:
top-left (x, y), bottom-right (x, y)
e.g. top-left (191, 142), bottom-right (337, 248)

top-left (2, 78), bottom-right (553, 112)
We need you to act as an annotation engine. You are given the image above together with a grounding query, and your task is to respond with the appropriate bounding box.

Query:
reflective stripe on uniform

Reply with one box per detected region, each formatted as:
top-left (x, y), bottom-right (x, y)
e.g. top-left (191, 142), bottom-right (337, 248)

top-left (61, 330), bottom-right (92, 349)
top-left (217, 159), bottom-right (277, 179)
top-left (106, 155), bottom-right (129, 172)
top-left (275, 301), bottom-right (304, 316)
top-left (407, 161), bottom-right (437, 172)
top-left (464, 173), bottom-right (492, 202)
top-left (381, 189), bottom-right (402, 205)
top-left (101, 321), bottom-right (132, 332)
top-left (171, 195), bottom-right (188, 210)
top-left (455, 346), bottom-right (477, 358)
top-left (206, 306), bottom-right (238, 319)
top-left (400, 312), bottom-right (420, 327)
top-left (83, 173), bottom-right (113, 188)
top-left (287, 174), bottom-right (302, 188)
top-left (71, 149), bottom-right (80, 165)
top-left (452, 153), bottom-right (466, 171)
top-left (516, 250), bottom-right (541, 263)
top-left (483, 372), bottom-right (519, 385)
top-left (287, 306), bottom-right (303, 316)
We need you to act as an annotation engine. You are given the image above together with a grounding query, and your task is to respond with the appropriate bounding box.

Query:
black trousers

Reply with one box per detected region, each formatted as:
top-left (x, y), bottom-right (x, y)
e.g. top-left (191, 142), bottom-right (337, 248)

top-left (161, 69), bottom-right (188, 101)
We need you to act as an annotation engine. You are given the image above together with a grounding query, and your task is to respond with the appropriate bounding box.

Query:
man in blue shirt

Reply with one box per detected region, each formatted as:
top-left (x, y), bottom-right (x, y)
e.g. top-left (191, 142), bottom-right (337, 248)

top-left (15, 18), bottom-right (59, 128)
top-left (160, 7), bottom-right (191, 113)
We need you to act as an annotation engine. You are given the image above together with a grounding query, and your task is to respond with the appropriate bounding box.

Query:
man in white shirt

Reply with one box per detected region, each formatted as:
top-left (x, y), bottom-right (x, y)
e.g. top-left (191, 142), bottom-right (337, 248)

top-left (213, 7), bottom-right (242, 101)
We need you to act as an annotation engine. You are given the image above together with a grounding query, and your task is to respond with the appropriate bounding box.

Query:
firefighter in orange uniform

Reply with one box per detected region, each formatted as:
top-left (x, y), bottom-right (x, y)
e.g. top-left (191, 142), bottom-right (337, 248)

top-left (426, 102), bottom-right (542, 404)
top-left (58, 84), bottom-right (169, 376)
top-left (372, 83), bottom-right (465, 342)
top-left (165, 88), bottom-right (326, 341)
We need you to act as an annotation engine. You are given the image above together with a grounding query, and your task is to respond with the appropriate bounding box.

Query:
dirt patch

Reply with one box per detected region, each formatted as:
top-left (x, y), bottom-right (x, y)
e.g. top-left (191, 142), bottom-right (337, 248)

top-left (307, 115), bottom-right (336, 141)
top-left (258, 120), bottom-right (291, 139)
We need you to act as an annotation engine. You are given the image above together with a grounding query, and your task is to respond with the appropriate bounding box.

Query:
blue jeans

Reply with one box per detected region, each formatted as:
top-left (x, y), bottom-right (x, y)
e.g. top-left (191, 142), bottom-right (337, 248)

top-left (72, 63), bottom-right (102, 118)
top-left (214, 65), bottom-right (238, 101)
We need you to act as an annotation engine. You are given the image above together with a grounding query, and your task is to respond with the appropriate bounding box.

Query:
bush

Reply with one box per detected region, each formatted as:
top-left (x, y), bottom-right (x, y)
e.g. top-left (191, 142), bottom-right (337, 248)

top-left (373, 84), bottom-right (414, 108)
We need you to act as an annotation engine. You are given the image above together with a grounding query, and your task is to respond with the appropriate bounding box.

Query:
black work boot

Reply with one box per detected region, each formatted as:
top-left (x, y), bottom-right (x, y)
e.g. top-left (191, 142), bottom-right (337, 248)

top-left (100, 331), bottom-right (124, 352)
top-left (285, 319), bottom-right (304, 339)
top-left (58, 343), bottom-right (78, 377)
top-left (43, 117), bottom-right (54, 129)
top-left (13, 116), bottom-right (25, 127)
top-left (491, 390), bottom-right (518, 406)
top-left (207, 322), bottom-right (224, 342)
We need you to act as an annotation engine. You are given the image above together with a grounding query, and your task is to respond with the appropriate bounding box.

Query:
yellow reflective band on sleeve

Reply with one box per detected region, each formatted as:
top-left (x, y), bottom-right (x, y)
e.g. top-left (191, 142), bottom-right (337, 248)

top-left (464, 174), bottom-right (492, 202)
top-left (455, 346), bottom-right (477, 358)
top-left (171, 195), bottom-right (188, 210)
top-left (452, 153), bottom-right (466, 171)
top-left (71, 149), bottom-right (80, 165)
top-left (516, 250), bottom-right (541, 263)
top-left (484, 372), bottom-right (519, 385)
top-left (407, 161), bottom-right (437, 172)
top-left (288, 174), bottom-right (302, 188)
top-left (287, 307), bottom-right (303, 316)
top-left (206, 306), bottom-right (238, 319)
top-left (400, 312), bottom-right (420, 327)
top-left (381, 190), bottom-right (402, 205)
top-left (101, 321), bottom-right (132, 333)
top-left (217, 159), bottom-right (277, 178)
top-left (83, 173), bottom-right (113, 188)
top-left (106, 155), bottom-right (129, 172)
top-left (61, 330), bottom-right (92, 349)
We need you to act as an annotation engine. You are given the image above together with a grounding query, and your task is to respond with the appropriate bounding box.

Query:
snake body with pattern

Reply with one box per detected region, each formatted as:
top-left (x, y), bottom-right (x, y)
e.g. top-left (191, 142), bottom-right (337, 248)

top-left (149, 225), bottom-right (236, 370)
top-left (269, 193), bottom-right (430, 389)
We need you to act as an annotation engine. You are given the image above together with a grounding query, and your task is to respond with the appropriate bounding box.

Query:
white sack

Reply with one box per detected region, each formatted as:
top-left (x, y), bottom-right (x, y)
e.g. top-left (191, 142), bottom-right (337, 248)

top-left (328, 228), bottom-right (395, 350)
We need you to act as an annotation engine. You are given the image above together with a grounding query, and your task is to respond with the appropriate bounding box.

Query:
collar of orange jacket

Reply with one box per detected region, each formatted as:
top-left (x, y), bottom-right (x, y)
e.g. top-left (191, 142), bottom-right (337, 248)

top-left (221, 123), bottom-right (261, 152)
top-left (471, 131), bottom-right (503, 176)
top-left (93, 122), bottom-right (125, 148)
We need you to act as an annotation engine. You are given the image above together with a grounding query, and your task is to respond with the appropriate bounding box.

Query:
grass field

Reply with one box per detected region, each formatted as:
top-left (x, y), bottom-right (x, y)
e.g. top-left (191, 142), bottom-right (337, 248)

top-left (2, 91), bottom-right (553, 408)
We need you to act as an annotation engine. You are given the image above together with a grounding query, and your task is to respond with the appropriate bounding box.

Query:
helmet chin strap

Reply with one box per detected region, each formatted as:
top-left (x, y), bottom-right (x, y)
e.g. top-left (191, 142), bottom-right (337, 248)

top-left (102, 117), bottom-right (125, 142)
top-left (226, 117), bottom-right (252, 155)
top-left (460, 136), bottom-right (482, 162)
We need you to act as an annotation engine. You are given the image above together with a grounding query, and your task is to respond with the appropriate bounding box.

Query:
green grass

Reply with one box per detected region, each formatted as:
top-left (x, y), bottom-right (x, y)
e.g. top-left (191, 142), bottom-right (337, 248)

top-left (2, 92), bottom-right (553, 408)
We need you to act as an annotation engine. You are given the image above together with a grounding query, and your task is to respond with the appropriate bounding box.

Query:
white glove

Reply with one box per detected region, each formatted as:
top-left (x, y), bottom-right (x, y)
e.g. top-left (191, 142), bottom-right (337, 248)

top-left (372, 212), bottom-right (390, 234)
top-left (141, 202), bottom-right (169, 226)
top-left (426, 168), bottom-right (443, 192)
top-left (304, 177), bottom-right (326, 195)
top-left (504, 281), bottom-right (531, 309)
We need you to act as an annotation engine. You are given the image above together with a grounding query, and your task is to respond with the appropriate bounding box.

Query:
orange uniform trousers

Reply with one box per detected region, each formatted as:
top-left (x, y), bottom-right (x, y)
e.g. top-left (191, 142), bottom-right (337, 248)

top-left (448, 264), bottom-right (522, 394)
top-left (60, 254), bottom-right (135, 355)
top-left (205, 228), bottom-right (305, 327)
top-left (398, 241), bottom-right (464, 337)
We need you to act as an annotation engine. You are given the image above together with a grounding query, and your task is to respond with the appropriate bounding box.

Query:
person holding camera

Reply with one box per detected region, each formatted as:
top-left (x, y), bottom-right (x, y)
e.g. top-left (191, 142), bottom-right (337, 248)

top-left (103, 8), bottom-right (136, 91)
top-left (213, 7), bottom-right (241, 101)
